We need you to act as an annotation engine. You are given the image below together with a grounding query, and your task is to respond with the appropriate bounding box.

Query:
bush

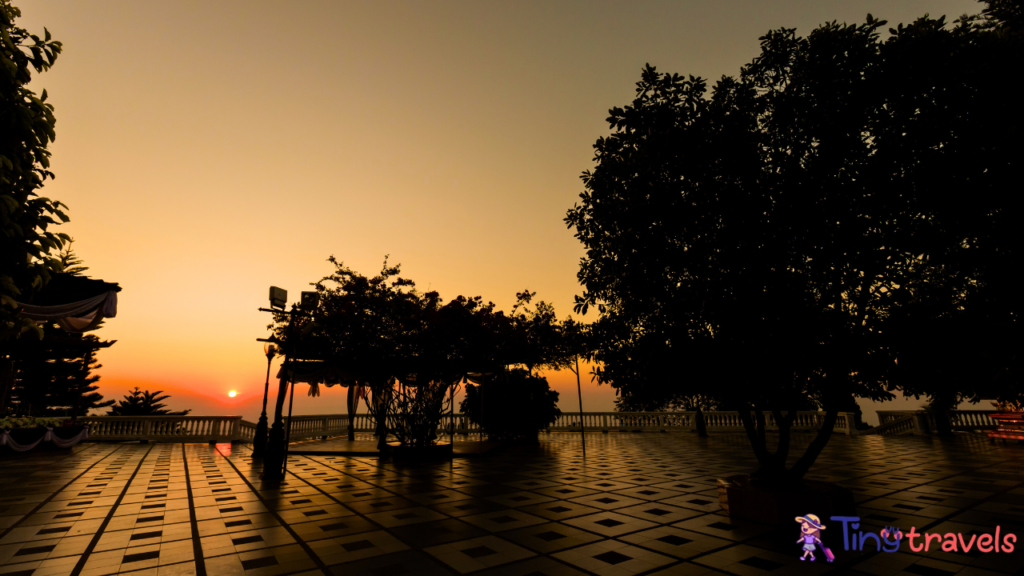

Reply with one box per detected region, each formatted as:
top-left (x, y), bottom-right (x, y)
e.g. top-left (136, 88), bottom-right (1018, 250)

top-left (460, 369), bottom-right (560, 442)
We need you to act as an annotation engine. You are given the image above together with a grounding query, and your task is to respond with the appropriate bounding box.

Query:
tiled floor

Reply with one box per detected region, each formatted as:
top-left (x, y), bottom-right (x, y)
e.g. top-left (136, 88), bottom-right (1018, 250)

top-left (2, 432), bottom-right (1024, 576)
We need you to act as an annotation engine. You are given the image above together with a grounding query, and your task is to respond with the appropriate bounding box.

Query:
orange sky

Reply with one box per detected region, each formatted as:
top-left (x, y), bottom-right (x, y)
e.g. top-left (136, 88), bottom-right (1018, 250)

top-left (17, 0), bottom-right (980, 424)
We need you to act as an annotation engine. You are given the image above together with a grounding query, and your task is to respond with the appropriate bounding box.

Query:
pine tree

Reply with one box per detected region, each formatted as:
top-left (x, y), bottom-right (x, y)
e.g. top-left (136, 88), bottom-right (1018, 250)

top-left (108, 388), bottom-right (190, 416)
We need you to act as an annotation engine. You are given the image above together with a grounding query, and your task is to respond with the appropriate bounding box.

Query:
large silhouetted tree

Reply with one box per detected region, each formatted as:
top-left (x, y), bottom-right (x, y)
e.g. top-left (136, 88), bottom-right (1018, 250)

top-left (1, 1), bottom-right (69, 342)
top-left (566, 5), bottom-right (1022, 482)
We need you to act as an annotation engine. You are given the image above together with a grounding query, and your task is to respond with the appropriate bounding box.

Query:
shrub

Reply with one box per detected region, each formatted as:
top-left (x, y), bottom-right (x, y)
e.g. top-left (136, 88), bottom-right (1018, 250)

top-left (460, 369), bottom-right (560, 442)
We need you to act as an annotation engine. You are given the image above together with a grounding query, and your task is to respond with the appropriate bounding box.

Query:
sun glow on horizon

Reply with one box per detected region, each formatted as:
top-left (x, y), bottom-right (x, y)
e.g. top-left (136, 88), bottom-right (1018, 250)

top-left (228, 390), bottom-right (237, 398)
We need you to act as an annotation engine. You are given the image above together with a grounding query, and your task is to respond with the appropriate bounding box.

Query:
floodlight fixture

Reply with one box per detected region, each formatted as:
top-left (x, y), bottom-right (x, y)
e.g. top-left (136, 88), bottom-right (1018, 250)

top-left (269, 286), bottom-right (287, 310)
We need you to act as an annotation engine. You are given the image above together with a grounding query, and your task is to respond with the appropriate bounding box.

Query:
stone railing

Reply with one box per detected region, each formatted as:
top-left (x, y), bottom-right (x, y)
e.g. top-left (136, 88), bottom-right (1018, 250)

top-left (80, 410), bottom-right (998, 443)
top-left (80, 416), bottom-right (255, 443)
top-left (549, 411), bottom-right (858, 435)
top-left (870, 410), bottom-right (1000, 436)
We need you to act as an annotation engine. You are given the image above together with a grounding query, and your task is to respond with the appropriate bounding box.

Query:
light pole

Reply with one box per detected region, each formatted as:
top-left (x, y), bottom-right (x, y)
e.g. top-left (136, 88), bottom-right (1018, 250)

top-left (251, 342), bottom-right (277, 458)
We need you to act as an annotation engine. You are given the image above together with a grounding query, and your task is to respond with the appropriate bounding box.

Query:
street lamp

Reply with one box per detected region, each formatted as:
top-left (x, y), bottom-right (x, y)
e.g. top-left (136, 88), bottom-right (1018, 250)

top-left (251, 341), bottom-right (277, 458)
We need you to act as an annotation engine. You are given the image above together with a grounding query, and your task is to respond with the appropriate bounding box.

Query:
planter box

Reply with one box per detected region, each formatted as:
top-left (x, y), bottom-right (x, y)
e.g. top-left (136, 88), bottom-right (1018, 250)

top-left (718, 474), bottom-right (855, 527)
top-left (387, 442), bottom-right (453, 462)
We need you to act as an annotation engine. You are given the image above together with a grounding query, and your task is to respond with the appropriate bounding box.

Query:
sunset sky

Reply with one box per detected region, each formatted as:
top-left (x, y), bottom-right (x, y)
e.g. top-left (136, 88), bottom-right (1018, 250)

top-left (18, 0), bottom-right (981, 424)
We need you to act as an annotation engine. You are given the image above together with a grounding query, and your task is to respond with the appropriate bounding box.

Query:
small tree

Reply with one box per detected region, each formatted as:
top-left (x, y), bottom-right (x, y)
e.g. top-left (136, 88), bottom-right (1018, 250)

top-left (108, 388), bottom-right (191, 416)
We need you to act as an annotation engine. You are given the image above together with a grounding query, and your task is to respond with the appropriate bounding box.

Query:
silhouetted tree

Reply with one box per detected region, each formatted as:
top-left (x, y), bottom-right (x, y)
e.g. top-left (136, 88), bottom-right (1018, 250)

top-left (271, 257), bottom-right (576, 449)
top-left (108, 388), bottom-right (190, 416)
top-left (460, 369), bottom-right (560, 442)
top-left (7, 327), bottom-right (114, 416)
top-left (0, 1), bottom-right (69, 342)
top-left (56, 238), bottom-right (88, 276)
top-left (566, 7), bottom-right (1022, 482)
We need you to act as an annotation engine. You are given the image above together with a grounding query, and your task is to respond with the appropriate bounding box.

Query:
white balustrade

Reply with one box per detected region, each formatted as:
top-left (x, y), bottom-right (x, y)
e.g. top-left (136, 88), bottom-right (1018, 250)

top-left (78, 410), bottom-right (1000, 444)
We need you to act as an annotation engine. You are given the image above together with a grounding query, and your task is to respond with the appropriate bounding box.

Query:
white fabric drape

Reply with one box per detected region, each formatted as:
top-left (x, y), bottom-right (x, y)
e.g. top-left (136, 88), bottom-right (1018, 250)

top-left (16, 291), bottom-right (118, 334)
top-left (0, 426), bottom-right (89, 452)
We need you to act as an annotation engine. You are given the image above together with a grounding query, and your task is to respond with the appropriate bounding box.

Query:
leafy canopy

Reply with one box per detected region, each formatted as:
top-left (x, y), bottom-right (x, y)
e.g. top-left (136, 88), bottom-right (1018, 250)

top-left (1, 1), bottom-right (70, 341)
top-left (566, 6), bottom-right (1022, 478)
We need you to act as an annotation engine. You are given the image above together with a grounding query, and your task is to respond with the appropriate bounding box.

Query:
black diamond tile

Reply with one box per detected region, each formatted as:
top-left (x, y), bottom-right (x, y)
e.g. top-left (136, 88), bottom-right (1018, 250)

top-left (241, 556), bottom-right (278, 570)
top-left (37, 526), bottom-right (71, 535)
top-left (894, 503), bottom-right (924, 511)
top-left (393, 512), bottom-right (418, 520)
top-left (370, 502), bottom-right (392, 508)
top-left (657, 534), bottom-right (692, 546)
top-left (595, 498), bottom-right (618, 504)
top-left (232, 535), bottom-right (264, 545)
top-left (130, 531), bottom-right (163, 541)
top-left (461, 545), bottom-right (497, 559)
top-left (489, 515), bottom-right (518, 524)
top-left (555, 489), bottom-right (575, 494)
top-left (687, 499), bottom-right (712, 505)
top-left (546, 506), bottom-right (571, 513)
top-left (595, 518), bottom-right (624, 527)
top-left (137, 515), bottom-right (164, 523)
top-left (304, 510), bottom-right (327, 517)
top-left (593, 551), bottom-right (632, 565)
top-left (510, 496), bottom-right (530, 502)
top-left (738, 556), bottom-right (784, 571)
top-left (320, 522), bottom-right (348, 531)
top-left (343, 539), bottom-right (376, 552)
top-left (644, 508), bottom-right (671, 516)
top-left (225, 519), bottom-right (252, 527)
top-left (535, 530), bottom-right (567, 542)
top-left (706, 521), bottom-right (735, 530)
top-left (123, 550), bottom-right (161, 563)
top-left (15, 545), bottom-right (56, 556)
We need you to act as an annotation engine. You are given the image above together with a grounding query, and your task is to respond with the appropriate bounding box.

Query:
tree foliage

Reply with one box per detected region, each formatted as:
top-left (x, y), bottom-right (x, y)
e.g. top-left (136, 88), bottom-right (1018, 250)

top-left (271, 257), bottom-right (575, 448)
top-left (1, 1), bottom-right (69, 342)
top-left (107, 388), bottom-right (190, 416)
top-left (6, 327), bottom-right (114, 416)
top-left (460, 369), bottom-right (561, 442)
top-left (566, 6), bottom-right (1022, 480)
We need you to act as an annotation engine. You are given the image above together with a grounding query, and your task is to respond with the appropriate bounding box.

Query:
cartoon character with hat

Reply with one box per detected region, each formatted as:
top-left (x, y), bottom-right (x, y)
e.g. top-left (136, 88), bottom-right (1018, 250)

top-left (796, 514), bottom-right (833, 562)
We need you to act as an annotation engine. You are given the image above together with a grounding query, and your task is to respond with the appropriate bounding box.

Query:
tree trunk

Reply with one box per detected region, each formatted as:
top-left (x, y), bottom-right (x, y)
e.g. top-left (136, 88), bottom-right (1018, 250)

top-left (695, 406), bottom-right (708, 438)
top-left (772, 410), bottom-right (795, 465)
top-left (788, 409), bottom-right (839, 480)
top-left (346, 385), bottom-right (356, 441)
top-left (737, 408), bottom-right (774, 471)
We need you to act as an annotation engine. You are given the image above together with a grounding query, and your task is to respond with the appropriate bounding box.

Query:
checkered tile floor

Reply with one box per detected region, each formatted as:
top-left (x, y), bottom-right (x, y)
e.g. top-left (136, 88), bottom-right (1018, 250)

top-left (2, 432), bottom-right (1023, 576)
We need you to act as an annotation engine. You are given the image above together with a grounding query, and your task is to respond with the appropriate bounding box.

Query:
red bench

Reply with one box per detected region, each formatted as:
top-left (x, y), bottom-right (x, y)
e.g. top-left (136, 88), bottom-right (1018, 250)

top-left (987, 413), bottom-right (1024, 442)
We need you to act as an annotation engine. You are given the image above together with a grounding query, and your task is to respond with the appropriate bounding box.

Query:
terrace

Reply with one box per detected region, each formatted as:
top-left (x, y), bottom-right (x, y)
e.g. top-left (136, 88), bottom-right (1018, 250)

top-left (2, 427), bottom-right (1023, 576)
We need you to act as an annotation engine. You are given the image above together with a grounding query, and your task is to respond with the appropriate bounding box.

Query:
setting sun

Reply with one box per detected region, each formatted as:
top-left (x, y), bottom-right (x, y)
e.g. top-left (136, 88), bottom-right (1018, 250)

top-left (228, 391), bottom-right (237, 398)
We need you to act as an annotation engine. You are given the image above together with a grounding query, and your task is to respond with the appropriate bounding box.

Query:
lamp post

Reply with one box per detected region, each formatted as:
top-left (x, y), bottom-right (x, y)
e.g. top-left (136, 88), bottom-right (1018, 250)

top-left (251, 342), bottom-right (277, 458)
